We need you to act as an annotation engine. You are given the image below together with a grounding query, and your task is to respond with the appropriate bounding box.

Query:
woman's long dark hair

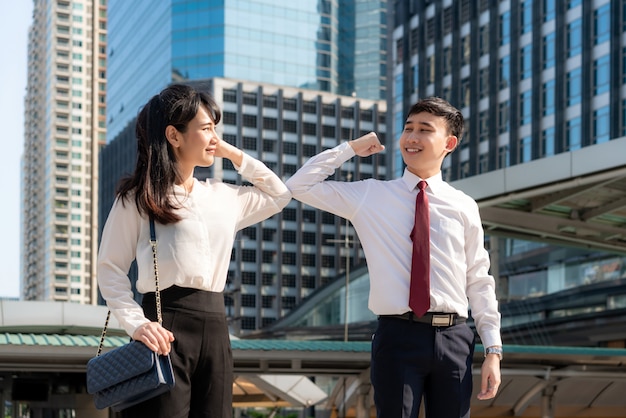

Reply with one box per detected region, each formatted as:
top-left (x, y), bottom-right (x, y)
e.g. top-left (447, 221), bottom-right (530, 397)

top-left (116, 84), bottom-right (221, 224)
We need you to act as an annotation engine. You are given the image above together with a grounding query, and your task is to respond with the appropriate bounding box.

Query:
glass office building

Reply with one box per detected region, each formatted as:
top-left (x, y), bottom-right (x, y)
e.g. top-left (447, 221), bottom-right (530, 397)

top-left (106, 0), bottom-right (387, 142)
top-left (389, 0), bottom-right (626, 346)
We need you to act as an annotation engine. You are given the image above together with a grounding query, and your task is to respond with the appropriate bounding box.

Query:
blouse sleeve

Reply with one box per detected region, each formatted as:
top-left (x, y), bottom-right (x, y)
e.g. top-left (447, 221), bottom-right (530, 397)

top-left (97, 197), bottom-right (150, 337)
top-left (232, 153), bottom-right (292, 230)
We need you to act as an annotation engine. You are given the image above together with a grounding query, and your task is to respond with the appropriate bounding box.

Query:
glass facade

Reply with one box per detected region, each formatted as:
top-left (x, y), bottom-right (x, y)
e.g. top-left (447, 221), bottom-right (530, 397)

top-left (107, 0), bottom-right (387, 142)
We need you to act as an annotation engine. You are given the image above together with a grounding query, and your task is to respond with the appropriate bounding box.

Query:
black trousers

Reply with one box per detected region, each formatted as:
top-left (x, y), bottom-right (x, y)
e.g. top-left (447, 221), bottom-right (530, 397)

top-left (370, 316), bottom-right (475, 418)
top-left (121, 286), bottom-right (233, 418)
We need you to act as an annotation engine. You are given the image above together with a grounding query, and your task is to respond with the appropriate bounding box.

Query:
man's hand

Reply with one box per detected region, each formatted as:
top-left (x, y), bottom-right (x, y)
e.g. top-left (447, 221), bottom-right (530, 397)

top-left (348, 132), bottom-right (385, 157)
top-left (132, 321), bottom-right (175, 355)
top-left (477, 355), bottom-right (501, 400)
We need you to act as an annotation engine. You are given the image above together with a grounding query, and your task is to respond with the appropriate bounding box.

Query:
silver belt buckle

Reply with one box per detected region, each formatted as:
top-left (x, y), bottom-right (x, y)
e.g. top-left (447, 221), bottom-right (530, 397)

top-left (431, 314), bottom-right (453, 326)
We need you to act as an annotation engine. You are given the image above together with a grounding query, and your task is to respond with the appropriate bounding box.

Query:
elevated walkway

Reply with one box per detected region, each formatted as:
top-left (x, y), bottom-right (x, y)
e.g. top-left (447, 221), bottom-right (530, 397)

top-left (452, 137), bottom-right (626, 254)
top-left (2, 301), bottom-right (626, 417)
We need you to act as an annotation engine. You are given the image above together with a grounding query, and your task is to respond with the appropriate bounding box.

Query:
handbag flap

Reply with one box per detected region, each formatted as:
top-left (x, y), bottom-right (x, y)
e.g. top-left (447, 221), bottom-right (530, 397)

top-left (86, 341), bottom-right (156, 394)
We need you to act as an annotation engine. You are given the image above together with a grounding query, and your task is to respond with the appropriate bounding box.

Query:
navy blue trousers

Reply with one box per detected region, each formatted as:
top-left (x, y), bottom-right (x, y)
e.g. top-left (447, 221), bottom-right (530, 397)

top-left (371, 316), bottom-right (475, 418)
top-left (121, 286), bottom-right (233, 418)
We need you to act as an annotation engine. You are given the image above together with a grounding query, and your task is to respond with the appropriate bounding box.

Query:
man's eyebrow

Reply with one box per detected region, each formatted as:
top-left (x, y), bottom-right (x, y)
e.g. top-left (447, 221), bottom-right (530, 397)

top-left (405, 119), bottom-right (435, 128)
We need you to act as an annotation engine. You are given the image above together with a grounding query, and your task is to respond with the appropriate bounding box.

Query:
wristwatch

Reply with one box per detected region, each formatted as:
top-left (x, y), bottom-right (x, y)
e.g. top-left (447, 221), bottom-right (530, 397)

top-left (485, 346), bottom-right (503, 360)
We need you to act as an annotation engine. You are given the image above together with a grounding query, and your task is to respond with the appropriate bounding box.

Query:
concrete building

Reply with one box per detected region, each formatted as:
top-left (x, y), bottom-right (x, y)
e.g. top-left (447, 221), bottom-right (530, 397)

top-left (21, 0), bottom-right (107, 303)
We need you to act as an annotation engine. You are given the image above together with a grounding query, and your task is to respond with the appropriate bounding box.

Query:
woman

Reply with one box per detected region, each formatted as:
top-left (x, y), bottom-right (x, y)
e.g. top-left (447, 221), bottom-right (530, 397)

top-left (97, 84), bottom-right (291, 417)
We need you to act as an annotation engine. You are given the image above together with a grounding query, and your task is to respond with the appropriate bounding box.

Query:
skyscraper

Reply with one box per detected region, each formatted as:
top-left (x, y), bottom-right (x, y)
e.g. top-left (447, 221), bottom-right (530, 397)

top-left (103, 0), bottom-right (388, 334)
top-left (106, 0), bottom-right (387, 142)
top-left (390, 0), bottom-right (626, 344)
top-left (21, 0), bottom-right (107, 303)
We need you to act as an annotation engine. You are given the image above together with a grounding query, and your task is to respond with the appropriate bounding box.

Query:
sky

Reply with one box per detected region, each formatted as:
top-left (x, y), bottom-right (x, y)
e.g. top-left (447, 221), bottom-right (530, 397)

top-left (0, 2), bottom-right (33, 298)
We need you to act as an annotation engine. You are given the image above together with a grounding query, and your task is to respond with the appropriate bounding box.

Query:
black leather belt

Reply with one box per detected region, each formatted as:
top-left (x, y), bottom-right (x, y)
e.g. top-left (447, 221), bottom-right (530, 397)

top-left (380, 312), bottom-right (466, 326)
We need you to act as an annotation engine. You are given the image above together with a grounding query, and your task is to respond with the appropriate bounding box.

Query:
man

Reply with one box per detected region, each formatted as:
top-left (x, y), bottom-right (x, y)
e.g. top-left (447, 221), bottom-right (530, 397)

top-left (286, 97), bottom-right (501, 417)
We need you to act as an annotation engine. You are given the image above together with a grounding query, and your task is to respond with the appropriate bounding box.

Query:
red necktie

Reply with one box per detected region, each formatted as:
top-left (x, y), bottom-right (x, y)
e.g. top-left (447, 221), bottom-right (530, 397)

top-left (409, 180), bottom-right (430, 317)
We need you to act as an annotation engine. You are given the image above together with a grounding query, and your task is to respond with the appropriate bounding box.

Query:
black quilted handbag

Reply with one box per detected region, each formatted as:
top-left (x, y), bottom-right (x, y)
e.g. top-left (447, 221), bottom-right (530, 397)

top-left (86, 218), bottom-right (175, 411)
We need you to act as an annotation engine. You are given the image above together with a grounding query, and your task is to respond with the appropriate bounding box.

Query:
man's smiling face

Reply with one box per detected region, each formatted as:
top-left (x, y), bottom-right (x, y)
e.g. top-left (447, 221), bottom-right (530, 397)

top-left (399, 111), bottom-right (458, 179)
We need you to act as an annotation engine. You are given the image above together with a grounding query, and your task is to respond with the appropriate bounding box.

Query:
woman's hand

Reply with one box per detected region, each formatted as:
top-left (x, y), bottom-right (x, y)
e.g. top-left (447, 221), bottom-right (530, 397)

top-left (132, 322), bottom-right (175, 355)
top-left (214, 137), bottom-right (244, 166)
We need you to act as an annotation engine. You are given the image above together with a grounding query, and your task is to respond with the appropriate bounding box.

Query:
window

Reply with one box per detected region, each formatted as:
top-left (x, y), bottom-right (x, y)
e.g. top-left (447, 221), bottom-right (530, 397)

top-left (497, 145), bottom-right (510, 168)
top-left (519, 136), bottom-right (532, 163)
top-left (262, 296), bottom-right (274, 308)
top-left (302, 253), bottom-right (316, 267)
top-left (567, 68), bottom-right (581, 106)
top-left (263, 117), bottom-right (277, 130)
top-left (566, 117), bottom-right (582, 150)
top-left (282, 296), bottom-right (297, 309)
top-left (241, 317), bottom-right (256, 330)
top-left (520, 45), bottom-right (532, 80)
top-left (282, 275), bottom-right (296, 287)
top-left (543, 0), bottom-right (556, 21)
top-left (223, 112), bottom-right (237, 125)
top-left (520, 90), bottom-right (532, 125)
top-left (262, 229), bottom-right (275, 242)
top-left (520, 0), bottom-right (533, 34)
top-left (282, 230), bottom-right (296, 243)
top-left (262, 273), bottom-right (275, 286)
top-left (542, 127), bottom-right (555, 157)
top-left (479, 68), bottom-right (489, 99)
top-left (263, 139), bottom-right (276, 152)
top-left (263, 95), bottom-right (277, 108)
top-left (262, 251), bottom-right (275, 263)
top-left (543, 33), bottom-right (555, 69)
top-left (283, 142), bottom-right (297, 155)
top-left (567, 19), bottom-right (582, 57)
top-left (223, 89), bottom-right (237, 102)
top-left (594, 55), bottom-right (610, 95)
top-left (543, 80), bottom-right (555, 116)
top-left (242, 92), bottom-right (257, 105)
top-left (594, 106), bottom-right (610, 144)
top-left (283, 120), bottom-right (297, 133)
top-left (242, 114), bottom-right (257, 128)
top-left (461, 35), bottom-right (471, 66)
top-left (303, 101), bottom-right (317, 114)
top-left (500, 11), bottom-right (511, 46)
top-left (303, 122), bottom-right (317, 135)
top-left (479, 25), bottom-right (489, 56)
top-left (282, 252), bottom-right (296, 265)
top-left (241, 294), bottom-right (256, 308)
top-left (242, 249), bottom-right (256, 262)
top-left (443, 47), bottom-right (452, 76)
top-left (499, 56), bottom-right (510, 89)
top-left (594, 4), bottom-right (610, 45)
top-left (322, 103), bottom-right (335, 116)
top-left (241, 272), bottom-right (256, 285)
top-left (479, 110), bottom-right (489, 142)
top-left (242, 137), bottom-right (257, 150)
top-left (283, 98), bottom-right (297, 111)
top-left (498, 101), bottom-right (510, 134)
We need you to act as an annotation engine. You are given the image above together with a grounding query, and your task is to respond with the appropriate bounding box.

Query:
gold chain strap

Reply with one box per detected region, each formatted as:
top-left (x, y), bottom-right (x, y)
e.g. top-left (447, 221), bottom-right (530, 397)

top-left (150, 230), bottom-right (162, 326)
top-left (96, 218), bottom-right (162, 356)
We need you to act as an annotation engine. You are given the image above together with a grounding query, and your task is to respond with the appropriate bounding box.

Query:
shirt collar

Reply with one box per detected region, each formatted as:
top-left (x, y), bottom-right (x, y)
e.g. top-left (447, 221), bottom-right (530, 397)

top-left (401, 169), bottom-right (444, 194)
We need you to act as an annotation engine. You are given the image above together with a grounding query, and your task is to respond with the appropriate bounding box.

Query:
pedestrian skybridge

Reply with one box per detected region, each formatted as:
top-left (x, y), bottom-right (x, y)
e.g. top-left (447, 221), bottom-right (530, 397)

top-left (452, 136), bottom-right (626, 255)
top-left (3, 300), bottom-right (626, 417)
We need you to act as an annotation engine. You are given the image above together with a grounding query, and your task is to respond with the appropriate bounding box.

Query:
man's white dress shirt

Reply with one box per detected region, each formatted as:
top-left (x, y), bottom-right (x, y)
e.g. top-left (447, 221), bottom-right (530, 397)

top-left (286, 142), bottom-right (501, 348)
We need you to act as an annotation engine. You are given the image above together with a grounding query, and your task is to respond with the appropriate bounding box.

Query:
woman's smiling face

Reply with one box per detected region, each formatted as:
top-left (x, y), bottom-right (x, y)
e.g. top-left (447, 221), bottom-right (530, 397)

top-left (399, 111), bottom-right (458, 179)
